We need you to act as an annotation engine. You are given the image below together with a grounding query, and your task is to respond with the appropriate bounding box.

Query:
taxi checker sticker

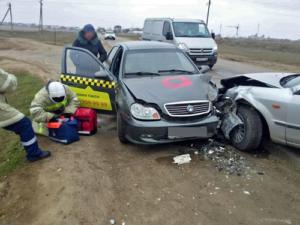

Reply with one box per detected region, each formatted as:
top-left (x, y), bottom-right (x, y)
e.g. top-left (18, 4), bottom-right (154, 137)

top-left (70, 86), bottom-right (112, 110)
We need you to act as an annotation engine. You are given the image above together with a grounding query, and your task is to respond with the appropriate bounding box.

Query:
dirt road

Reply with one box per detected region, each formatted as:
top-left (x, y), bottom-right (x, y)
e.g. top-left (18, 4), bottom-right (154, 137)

top-left (0, 37), bottom-right (299, 225)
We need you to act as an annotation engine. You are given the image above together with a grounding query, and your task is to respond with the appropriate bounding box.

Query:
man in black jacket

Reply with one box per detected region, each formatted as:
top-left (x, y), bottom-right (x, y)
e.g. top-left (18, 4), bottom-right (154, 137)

top-left (73, 24), bottom-right (107, 62)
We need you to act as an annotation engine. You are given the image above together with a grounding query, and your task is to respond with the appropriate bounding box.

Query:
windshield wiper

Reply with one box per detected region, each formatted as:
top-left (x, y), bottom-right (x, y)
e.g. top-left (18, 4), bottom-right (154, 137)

top-left (124, 72), bottom-right (161, 77)
top-left (158, 69), bottom-right (195, 74)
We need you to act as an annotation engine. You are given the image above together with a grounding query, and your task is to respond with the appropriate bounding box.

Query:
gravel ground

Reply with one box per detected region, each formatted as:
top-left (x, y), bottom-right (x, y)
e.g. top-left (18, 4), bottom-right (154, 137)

top-left (0, 37), bottom-right (299, 225)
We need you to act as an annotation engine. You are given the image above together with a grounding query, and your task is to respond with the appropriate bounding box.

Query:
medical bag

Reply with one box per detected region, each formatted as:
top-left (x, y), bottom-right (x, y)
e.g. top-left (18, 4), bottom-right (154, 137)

top-left (74, 108), bottom-right (98, 135)
top-left (47, 117), bottom-right (80, 144)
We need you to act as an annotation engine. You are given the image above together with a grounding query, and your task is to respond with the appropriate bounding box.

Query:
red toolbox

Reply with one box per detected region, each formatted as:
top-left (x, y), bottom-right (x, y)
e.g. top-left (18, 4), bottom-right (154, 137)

top-left (74, 108), bottom-right (98, 135)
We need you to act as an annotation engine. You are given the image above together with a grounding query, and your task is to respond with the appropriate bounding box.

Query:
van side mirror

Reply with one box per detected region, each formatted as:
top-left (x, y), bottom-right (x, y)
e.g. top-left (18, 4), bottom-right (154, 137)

top-left (165, 32), bottom-right (173, 40)
top-left (211, 32), bottom-right (216, 40)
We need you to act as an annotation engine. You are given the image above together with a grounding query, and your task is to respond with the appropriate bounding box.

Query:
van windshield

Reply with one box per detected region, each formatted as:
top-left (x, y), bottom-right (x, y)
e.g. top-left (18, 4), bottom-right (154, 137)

top-left (173, 22), bottom-right (210, 38)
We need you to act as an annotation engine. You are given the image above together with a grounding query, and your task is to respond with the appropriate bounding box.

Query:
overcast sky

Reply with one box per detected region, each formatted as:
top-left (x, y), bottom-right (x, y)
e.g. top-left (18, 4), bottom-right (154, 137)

top-left (0, 0), bottom-right (299, 39)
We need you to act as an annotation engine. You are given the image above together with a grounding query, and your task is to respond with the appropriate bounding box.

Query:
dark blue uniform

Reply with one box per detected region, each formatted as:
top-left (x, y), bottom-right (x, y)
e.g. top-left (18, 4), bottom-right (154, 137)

top-left (73, 25), bottom-right (107, 62)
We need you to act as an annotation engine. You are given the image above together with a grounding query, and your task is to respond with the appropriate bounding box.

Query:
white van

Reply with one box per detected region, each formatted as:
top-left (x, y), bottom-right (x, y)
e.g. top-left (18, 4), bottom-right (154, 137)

top-left (142, 18), bottom-right (218, 68)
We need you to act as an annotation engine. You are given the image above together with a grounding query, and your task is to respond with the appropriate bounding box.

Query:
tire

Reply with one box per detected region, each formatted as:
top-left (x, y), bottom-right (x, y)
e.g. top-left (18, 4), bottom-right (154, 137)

top-left (117, 112), bottom-right (128, 144)
top-left (230, 105), bottom-right (263, 152)
top-left (209, 64), bottom-right (214, 69)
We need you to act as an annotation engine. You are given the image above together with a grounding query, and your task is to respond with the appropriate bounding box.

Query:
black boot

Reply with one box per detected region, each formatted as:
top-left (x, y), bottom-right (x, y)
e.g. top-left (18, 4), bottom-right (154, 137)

top-left (27, 151), bottom-right (51, 162)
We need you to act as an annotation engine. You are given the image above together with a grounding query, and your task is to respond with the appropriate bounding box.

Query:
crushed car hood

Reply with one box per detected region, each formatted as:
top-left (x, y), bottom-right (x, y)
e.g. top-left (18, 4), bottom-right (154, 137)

top-left (221, 73), bottom-right (295, 89)
top-left (123, 75), bottom-right (210, 106)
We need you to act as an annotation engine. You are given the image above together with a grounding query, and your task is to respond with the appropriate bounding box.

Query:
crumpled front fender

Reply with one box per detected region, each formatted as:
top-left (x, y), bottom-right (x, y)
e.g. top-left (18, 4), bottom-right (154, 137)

top-left (221, 112), bottom-right (243, 139)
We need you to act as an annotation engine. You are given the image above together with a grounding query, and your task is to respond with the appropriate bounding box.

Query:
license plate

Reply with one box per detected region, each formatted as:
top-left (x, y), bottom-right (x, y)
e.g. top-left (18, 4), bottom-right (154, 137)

top-left (168, 127), bottom-right (207, 139)
top-left (196, 58), bottom-right (208, 62)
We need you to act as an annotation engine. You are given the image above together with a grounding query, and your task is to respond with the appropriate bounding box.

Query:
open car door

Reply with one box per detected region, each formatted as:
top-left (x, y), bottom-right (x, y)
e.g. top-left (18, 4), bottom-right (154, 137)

top-left (61, 47), bottom-right (116, 113)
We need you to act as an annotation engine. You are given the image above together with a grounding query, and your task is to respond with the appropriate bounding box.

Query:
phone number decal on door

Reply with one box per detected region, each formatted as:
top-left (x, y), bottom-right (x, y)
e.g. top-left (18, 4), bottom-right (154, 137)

top-left (70, 86), bottom-right (112, 111)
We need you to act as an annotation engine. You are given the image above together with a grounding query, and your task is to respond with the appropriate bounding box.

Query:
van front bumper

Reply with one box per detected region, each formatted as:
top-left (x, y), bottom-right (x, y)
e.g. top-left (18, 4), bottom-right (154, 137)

top-left (188, 53), bottom-right (218, 66)
top-left (123, 115), bottom-right (219, 144)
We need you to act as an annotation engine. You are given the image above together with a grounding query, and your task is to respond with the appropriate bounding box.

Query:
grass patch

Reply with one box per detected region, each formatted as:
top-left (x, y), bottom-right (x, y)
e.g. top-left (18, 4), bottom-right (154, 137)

top-left (0, 30), bottom-right (76, 46)
top-left (218, 38), bottom-right (300, 71)
top-left (0, 71), bottom-right (43, 176)
top-left (117, 33), bottom-right (141, 41)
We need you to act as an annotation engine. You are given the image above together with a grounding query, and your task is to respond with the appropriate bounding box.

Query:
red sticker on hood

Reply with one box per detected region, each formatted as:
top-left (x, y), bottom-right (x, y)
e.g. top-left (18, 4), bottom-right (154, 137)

top-left (162, 76), bottom-right (192, 89)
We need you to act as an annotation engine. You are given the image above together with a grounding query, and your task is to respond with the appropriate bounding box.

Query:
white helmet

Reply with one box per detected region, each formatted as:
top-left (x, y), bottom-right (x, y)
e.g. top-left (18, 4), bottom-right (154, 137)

top-left (47, 81), bottom-right (66, 103)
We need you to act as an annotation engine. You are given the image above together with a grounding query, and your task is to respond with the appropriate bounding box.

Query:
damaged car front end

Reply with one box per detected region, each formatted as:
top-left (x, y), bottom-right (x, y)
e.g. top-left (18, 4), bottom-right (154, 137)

top-left (218, 73), bottom-right (300, 151)
top-left (117, 73), bottom-right (220, 144)
top-left (113, 42), bottom-right (221, 144)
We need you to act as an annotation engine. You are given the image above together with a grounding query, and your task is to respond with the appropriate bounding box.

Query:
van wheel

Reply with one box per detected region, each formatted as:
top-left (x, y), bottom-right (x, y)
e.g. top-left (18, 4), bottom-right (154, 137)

top-left (209, 64), bottom-right (214, 69)
top-left (117, 112), bottom-right (128, 144)
top-left (230, 105), bottom-right (263, 152)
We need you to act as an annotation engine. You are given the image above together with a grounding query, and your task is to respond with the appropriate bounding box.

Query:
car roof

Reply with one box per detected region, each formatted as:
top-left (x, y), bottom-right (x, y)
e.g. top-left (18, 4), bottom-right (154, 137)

top-left (145, 18), bottom-right (205, 23)
top-left (119, 41), bottom-right (177, 51)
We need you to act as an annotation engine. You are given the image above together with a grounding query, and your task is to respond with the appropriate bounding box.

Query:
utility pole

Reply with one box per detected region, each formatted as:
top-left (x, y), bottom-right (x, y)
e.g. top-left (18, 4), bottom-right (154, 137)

top-left (206, 0), bottom-right (211, 26)
top-left (1, 2), bottom-right (13, 30)
top-left (9, 3), bottom-right (13, 30)
top-left (39, 0), bottom-right (43, 31)
top-left (226, 24), bottom-right (240, 37)
top-left (256, 23), bottom-right (260, 36)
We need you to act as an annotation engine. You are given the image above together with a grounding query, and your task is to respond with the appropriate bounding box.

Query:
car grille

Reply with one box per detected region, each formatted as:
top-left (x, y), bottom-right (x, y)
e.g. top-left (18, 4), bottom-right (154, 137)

top-left (189, 48), bottom-right (213, 55)
top-left (164, 101), bottom-right (211, 117)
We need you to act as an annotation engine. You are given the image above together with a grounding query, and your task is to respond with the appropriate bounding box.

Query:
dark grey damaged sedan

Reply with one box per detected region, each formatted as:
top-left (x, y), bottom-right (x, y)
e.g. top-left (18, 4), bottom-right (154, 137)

top-left (61, 41), bottom-right (219, 144)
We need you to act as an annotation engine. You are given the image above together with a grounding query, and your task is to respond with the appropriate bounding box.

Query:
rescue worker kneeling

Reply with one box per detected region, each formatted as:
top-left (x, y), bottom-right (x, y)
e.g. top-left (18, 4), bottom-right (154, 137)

top-left (0, 69), bottom-right (51, 162)
top-left (30, 81), bottom-right (80, 136)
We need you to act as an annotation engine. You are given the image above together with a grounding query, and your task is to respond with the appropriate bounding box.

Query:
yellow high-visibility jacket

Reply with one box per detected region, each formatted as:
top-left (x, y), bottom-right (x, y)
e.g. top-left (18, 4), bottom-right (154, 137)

top-left (0, 69), bottom-right (24, 128)
top-left (30, 85), bottom-right (80, 123)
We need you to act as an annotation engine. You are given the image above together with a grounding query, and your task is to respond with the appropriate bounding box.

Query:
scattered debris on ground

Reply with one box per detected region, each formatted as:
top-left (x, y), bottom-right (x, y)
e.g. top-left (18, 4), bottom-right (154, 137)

top-left (109, 218), bottom-right (116, 225)
top-left (178, 139), bottom-right (250, 176)
top-left (199, 139), bottom-right (247, 176)
top-left (173, 154), bottom-right (192, 165)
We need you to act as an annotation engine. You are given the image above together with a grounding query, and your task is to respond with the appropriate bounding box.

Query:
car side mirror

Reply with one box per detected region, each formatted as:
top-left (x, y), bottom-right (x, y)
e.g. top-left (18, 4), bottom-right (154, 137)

top-left (211, 32), bottom-right (216, 40)
top-left (200, 65), bottom-right (210, 74)
top-left (292, 85), bottom-right (300, 95)
top-left (95, 69), bottom-right (109, 78)
top-left (165, 32), bottom-right (173, 40)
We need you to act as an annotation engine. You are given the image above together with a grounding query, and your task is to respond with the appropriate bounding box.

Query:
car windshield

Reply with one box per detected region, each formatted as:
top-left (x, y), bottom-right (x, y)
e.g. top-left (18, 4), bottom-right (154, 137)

top-left (173, 22), bottom-right (210, 38)
top-left (124, 49), bottom-right (198, 77)
top-left (280, 74), bottom-right (300, 88)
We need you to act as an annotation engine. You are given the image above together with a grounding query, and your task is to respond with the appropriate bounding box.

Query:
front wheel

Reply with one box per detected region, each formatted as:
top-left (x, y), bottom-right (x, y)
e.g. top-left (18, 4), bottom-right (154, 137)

top-left (209, 64), bottom-right (215, 69)
top-left (230, 105), bottom-right (263, 152)
top-left (117, 112), bottom-right (128, 144)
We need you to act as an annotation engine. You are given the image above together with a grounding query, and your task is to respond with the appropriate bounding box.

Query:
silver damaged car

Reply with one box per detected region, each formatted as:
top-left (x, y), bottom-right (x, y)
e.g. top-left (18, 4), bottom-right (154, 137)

top-left (220, 73), bottom-right (300, 151)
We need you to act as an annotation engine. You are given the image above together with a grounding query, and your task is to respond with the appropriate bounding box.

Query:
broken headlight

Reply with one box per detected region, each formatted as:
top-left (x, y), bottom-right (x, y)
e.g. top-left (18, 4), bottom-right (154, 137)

top-left (208, 83), bottom-right (218, 102)
top-left (130, 103), bottom-right (161, 121)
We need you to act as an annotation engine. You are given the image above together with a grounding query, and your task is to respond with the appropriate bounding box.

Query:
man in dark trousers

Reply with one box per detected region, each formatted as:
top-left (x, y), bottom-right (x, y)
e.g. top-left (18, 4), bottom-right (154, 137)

top-left (73, 24), bottom-right (107, 62)
top-left (0, 68), bottom-right (51, 162)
